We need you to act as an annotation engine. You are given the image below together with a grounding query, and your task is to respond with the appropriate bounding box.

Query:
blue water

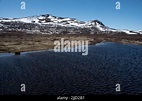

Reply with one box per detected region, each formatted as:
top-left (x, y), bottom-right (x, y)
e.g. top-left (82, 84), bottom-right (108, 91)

top-left (0, 42), bottom-right (142, 95)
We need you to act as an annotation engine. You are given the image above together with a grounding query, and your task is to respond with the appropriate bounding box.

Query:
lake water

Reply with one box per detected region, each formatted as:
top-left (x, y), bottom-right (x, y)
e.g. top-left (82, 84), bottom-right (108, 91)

top-left (0, 42), bottom-right (142, 95)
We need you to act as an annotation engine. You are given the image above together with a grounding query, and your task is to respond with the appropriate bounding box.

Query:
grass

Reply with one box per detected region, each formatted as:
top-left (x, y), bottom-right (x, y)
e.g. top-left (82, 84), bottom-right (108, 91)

top-left (0, 31), bottom-right (142, 53)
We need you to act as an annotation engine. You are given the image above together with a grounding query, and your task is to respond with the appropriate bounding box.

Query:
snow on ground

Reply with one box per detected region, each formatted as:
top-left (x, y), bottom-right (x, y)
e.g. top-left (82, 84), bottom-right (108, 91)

top-left (121, 30), bottom-right (138, 34)
top-left (0, 14), bottom-right (141, 34)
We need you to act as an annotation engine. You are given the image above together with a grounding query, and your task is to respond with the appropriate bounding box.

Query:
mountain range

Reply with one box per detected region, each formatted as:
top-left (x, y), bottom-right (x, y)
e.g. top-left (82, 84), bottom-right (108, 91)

top-left (0, 14), bottom-right (141, 34)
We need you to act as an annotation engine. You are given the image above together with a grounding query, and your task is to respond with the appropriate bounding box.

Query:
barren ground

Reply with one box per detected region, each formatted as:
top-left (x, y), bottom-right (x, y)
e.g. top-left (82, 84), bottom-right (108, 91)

top-left (0, 31), bottom-right (142, 53)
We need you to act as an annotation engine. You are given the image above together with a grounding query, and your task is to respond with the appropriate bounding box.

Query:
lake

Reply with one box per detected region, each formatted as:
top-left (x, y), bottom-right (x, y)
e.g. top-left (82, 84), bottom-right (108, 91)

top-left (0, 42), bottom-right (142, 95)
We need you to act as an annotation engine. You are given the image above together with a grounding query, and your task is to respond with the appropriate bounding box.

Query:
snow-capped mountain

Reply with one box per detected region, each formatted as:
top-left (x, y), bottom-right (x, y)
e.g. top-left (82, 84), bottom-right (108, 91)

top-left (120, 30), bottom-right (140, 34)
top-left (139, 31), bottom-right (142, 34)
top-left (0, 14), bottom-right (86, 27)
top-left (0, 14), bottom-right (140, 34)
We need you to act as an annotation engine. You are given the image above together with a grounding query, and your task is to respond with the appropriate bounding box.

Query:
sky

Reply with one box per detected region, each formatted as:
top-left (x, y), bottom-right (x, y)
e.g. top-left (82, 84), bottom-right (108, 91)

top-left (0, 0), bottom-right (142, 31)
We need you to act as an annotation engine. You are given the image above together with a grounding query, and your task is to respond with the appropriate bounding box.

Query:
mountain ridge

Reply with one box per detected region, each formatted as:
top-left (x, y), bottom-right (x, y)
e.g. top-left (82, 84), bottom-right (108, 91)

top-left (0, 14), bottom-right (141, 35)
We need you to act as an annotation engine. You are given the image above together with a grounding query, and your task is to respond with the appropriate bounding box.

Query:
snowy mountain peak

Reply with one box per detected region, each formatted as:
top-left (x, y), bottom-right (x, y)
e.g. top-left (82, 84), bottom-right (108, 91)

top-left (90, 20), bottom-right (105, 26)
top-left (0, 14), bottom-right (106, 28)
top-left (0, 14), bottom-right (141, 34)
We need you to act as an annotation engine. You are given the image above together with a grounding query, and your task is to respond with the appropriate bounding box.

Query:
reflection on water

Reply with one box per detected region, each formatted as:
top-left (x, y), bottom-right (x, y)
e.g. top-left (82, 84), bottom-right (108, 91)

top-left (0, 53), bottom-right (14, 57)
top-left (0, 42), bottom-right (142, 95)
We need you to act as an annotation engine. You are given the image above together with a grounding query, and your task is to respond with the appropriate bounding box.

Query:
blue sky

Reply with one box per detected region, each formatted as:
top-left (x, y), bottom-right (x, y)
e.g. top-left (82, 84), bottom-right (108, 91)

top-left (0, 0), bottom-right (142, 31)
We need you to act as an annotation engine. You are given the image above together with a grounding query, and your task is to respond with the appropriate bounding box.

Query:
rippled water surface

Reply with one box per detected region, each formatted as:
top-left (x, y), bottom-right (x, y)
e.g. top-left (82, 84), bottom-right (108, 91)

top-left (0, 42), bottom-right (142, 95)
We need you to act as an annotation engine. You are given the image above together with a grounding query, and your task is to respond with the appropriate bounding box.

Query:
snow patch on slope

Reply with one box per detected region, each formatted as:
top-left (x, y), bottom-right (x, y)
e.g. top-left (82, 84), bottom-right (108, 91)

top-left (0, 14), bottom-right (141, 34)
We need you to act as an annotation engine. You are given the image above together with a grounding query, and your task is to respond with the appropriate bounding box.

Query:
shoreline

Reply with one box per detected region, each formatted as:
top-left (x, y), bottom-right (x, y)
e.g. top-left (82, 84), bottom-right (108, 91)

top-left (0, 32), bottom-right (142, 54)
top-left (0, 41), bottom-right (142, 55)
